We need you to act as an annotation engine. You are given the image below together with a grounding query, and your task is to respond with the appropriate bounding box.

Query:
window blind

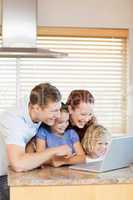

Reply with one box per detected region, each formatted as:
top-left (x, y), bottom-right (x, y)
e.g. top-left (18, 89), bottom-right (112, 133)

top-left (0, 34), bottom-right (128, 134)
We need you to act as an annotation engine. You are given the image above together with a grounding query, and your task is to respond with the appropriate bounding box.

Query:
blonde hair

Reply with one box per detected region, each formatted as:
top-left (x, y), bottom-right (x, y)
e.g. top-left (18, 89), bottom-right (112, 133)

top-left (81, 124), bottom-right (111, 156)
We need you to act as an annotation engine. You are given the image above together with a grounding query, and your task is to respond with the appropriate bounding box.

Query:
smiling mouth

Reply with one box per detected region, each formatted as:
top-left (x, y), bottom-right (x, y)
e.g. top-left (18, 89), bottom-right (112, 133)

top-left (78, 122), bottom-right (85, 126)
top-left (58, 128), bottom-right (65, 132)
top-left (49, 118), bottom-right (56, 121)
top-left (79, 120), bottom-right (85, 124)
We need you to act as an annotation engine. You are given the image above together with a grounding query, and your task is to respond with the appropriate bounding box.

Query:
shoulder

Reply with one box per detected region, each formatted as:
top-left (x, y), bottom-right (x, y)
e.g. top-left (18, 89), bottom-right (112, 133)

top-left (0, 97), bottom-right (29, 126)
top-left (36, 125), bottom-right (51, 139)
top-left (38, 125), bottom-right (50, 134)
top-left (65, 128), bottom-right (78, 135)
top-left (38, 123), bottom-right (51, 134)
top-left (65, 129), bottom-right (79, 141)
top-left (0, 110), bottom-right (27, 131)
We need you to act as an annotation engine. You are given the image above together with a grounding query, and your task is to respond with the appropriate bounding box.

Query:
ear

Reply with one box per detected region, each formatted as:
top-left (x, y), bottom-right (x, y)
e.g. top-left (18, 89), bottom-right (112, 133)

top-left (68, 105), bottom-right (73, 114)
top-left (32, 104), bottom-right (41, 112)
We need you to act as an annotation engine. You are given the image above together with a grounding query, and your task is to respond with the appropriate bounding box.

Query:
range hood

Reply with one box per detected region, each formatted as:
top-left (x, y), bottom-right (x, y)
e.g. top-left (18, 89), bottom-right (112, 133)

top-left (0, 0), bottom-right (67, 58)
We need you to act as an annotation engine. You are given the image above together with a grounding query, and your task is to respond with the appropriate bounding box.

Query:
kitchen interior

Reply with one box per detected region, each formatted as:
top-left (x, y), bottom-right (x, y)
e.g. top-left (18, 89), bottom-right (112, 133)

top-left (0, 0), bottom-right (133, 200)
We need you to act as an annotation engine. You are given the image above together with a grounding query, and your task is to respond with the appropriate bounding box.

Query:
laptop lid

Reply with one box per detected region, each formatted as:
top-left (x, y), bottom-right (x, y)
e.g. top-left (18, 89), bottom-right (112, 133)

top-left (100, 136), bottom-right (133, 172)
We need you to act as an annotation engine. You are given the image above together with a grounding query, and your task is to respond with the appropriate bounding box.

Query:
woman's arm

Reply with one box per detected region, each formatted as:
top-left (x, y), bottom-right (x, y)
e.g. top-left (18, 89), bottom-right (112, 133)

top-left (51, 142), bottom-right (86, 167)
top-left (65, 141), bottom-right (86, 164)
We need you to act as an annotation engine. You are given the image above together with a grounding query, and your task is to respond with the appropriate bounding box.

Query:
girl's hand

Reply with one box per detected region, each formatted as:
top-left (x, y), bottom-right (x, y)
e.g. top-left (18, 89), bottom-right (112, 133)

top-left (64, 153), bottom-right (76, 159)
top-left (40, 164), bottom-right (45, 169)
top-left (50, 156), bottom-right (65, 167)
top-left (50, 154), bottom-right (77, 167)
top-left (54, 144), bottom-right (72, 157)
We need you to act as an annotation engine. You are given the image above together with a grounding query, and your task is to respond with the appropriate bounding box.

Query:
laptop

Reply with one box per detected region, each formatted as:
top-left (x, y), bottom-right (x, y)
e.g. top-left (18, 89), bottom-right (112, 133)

top-left (69, 136), bottom-right (133, 172)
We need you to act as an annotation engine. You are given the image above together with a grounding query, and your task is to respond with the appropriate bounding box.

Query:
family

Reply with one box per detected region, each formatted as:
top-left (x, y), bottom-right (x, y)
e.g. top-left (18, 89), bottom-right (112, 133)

top-left (0, 82), bottom-right (111, 200)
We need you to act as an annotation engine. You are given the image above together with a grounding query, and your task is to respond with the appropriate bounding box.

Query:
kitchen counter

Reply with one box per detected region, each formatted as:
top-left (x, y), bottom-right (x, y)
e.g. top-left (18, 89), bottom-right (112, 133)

top-left (8, 165), bottom-right (133, 186)
top-left (8, 165), bottom-right (133, 200)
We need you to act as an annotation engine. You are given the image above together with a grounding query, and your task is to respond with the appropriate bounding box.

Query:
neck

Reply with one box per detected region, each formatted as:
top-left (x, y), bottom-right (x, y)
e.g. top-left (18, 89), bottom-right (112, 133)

top-left (51, 128), bottom-right (64, 137)
top-left (69, 117), bottom-right (75, 126)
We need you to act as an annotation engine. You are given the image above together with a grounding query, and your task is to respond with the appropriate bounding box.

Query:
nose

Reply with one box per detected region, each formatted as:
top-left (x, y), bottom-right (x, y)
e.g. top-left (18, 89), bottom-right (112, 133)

top-left (101, 145), bottom-right (107, 152)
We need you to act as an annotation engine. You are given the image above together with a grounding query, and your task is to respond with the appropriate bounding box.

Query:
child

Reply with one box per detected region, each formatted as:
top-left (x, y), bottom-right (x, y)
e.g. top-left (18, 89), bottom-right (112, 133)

top-left (36, 103), bottom-right (86, 167)
top-left (81, 124), bottom-right (111, 159)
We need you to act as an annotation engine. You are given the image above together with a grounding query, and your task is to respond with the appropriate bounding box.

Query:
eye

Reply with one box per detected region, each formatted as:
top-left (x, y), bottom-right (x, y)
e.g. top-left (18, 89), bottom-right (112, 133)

top-left (81, 113), bottom-right (87, 116)
top-left (81, 113), bottom-right (93, 117)
top-left (50, 109), bottom-right (60, 113)
top-left (97, 142), bottom-right (103, 145)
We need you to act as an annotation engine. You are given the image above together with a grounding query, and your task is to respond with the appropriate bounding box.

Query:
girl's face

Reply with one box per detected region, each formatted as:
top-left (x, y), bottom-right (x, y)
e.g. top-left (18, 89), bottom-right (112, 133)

top-left (68, 102), bottom-right (94, 128)
top-left (91, 135), bottom-right (110, 158)
top-left (51, 111), bottom-right (69, 135)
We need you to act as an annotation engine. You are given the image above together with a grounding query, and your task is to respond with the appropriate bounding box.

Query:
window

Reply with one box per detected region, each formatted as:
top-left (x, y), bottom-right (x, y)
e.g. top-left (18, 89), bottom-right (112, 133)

top-left (0, 28), bottom-right (128, 134)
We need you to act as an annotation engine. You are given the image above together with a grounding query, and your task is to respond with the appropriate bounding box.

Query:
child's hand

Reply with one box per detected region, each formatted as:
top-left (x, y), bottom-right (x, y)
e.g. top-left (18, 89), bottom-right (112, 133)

top-left (64, 153), bottom-right (76, 159)
top-left (54, 145), bottom-right (72, 157)
top-left (51, 156), bottom-right (65, 167)
top-left (40, 164), bottom-right (45, 169)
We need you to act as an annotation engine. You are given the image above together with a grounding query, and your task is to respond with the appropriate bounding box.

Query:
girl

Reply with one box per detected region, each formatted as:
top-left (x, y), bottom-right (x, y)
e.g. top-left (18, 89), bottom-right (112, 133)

top-left (81, 124), bottom-right (111, 159)
top-left (36, 103), bottom-right (86, 167)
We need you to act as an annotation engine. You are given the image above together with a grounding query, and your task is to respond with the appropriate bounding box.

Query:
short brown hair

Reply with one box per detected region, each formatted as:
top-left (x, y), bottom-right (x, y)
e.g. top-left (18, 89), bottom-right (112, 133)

top-left (66, 90), bottom-right (94, 110)
top-left (30, 83), bottom-right (61, 107)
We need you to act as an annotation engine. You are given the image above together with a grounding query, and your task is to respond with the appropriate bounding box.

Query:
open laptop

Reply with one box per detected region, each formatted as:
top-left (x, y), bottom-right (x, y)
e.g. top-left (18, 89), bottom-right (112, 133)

top-left (70, 136), bottom-right (133, 172)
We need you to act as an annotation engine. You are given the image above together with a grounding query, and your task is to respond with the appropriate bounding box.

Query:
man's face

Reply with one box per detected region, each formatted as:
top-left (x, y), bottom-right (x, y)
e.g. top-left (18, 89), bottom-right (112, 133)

top-left (37, 101), bottom-right (61, 126)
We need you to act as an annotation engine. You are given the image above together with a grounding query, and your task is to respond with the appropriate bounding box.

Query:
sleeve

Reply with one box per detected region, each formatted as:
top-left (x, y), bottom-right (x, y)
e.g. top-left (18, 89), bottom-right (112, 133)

top-left (5, 128), bottom-right (27, 148)
top-left (36, 127), bottom-right (47, 141)
top-left (69, 129), bottom-right (80, 144)
top-left (0, 113), bottom-right (27, 147)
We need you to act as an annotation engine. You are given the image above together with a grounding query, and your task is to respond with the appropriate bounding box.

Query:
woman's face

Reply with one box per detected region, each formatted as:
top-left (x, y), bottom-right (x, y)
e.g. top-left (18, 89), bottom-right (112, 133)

top-left (68, 102), bottom-right (94, 128)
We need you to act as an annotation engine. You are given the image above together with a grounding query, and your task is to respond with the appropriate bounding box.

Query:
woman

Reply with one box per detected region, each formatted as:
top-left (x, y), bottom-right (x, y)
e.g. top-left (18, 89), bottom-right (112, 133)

top-left (66, 90), bottom-right (97, 141)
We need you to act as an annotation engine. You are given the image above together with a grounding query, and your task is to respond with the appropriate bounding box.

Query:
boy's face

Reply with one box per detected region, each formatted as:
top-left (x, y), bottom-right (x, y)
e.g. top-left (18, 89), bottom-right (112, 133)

top-left (91, 135), bottom-right (110, 158)
top-left (51, 111), bottom-right (69, 135)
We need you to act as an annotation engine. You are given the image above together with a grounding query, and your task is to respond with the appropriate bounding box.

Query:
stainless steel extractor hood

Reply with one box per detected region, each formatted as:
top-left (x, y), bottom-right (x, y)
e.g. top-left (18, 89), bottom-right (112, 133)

top-left (0, 0), bottom-right (67, 58)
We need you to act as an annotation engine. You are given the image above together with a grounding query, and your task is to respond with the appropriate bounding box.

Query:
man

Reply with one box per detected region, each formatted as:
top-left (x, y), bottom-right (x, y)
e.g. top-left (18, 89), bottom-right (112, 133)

top-left (0, 83), bottom-right (71, 200)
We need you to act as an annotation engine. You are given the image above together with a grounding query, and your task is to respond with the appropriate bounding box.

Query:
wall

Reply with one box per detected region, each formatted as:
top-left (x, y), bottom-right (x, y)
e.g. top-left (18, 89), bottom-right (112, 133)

top-left (1, 0), bottom-right (132, 27)
top-left (37, 0), bottom-right (132, 28)
top-left (0, 0), bottom-right (133, 132)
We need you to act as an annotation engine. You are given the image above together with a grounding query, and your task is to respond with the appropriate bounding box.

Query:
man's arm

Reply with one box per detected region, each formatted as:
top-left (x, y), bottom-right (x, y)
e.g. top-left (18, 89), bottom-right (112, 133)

top-left (7, 144), bottom-right (71, 172)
